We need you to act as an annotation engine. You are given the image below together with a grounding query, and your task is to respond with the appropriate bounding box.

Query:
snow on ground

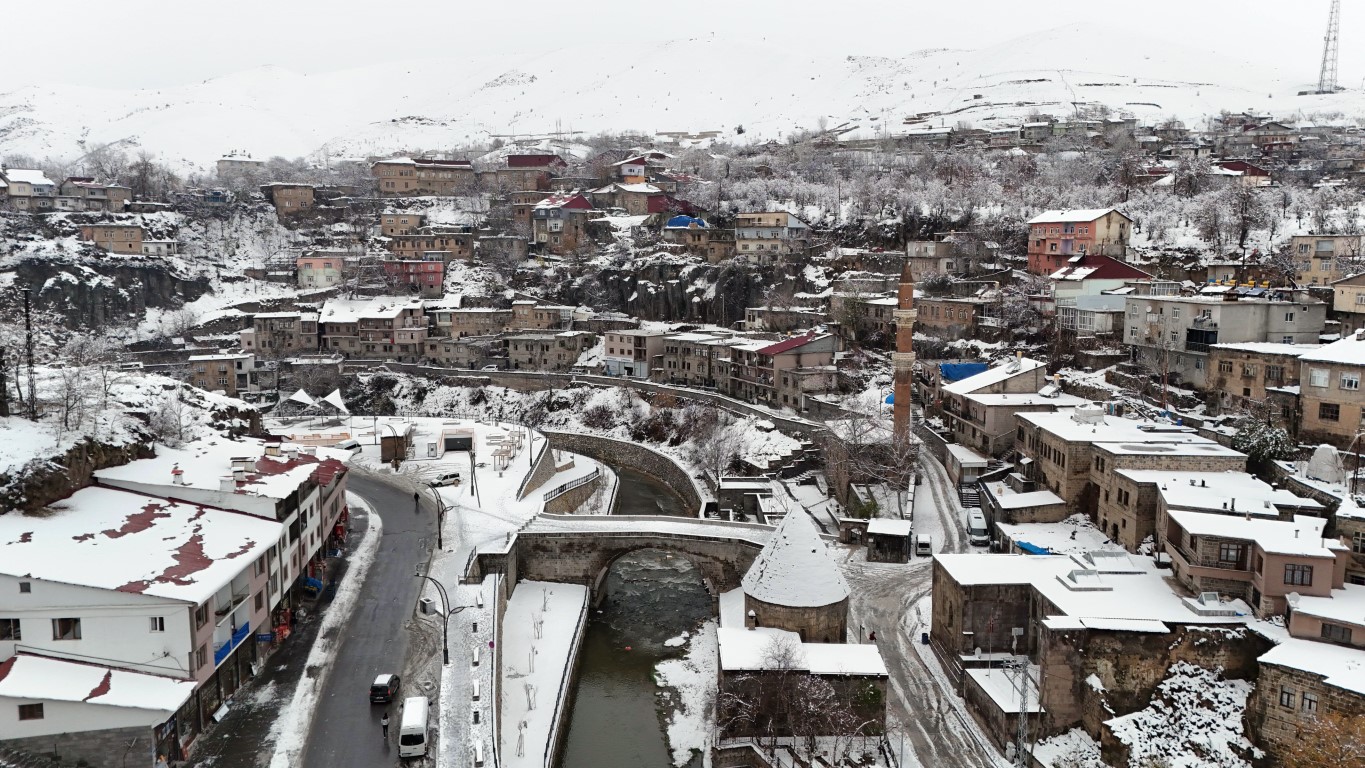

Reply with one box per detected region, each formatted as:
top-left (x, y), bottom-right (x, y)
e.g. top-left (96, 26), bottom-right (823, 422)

top-left (499, 581), bottom-right (589, 768)
top-left (994, 514), bottom-right (1121, 556)
top-left (654, 619), bottom-right (718, 768)
top-left (1104, 662), bottom-right (1260, 768)
top-left (1032, 729), bottom-right (1105, 768)
top-left (267, 492), bottom-right (381, 768)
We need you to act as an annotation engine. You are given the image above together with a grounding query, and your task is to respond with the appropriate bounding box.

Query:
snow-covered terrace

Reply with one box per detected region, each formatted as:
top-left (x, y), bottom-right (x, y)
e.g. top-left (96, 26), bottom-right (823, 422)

top-left (0, 654), bottom-right (197, 718)
top-left (0, 486), bottom-right (279, 603)
top-left (1120, 470), bottom-right (1322, 516)
top-left (716, 627), bottom-right (887, 676)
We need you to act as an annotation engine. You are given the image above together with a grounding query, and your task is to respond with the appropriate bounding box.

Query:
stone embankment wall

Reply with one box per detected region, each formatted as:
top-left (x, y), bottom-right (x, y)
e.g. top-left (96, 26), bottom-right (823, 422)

top-left (543, 431), bottom-right (702, 514)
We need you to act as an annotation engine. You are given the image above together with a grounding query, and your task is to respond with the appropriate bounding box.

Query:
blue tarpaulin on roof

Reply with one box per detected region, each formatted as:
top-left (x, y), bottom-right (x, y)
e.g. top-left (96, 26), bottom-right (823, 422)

top-left (1016, 541), bottom-right (1053, 555)
top-left (665, 215), bottom-right (707, 228)
top-left (939, 362), bottom-right (989, 382)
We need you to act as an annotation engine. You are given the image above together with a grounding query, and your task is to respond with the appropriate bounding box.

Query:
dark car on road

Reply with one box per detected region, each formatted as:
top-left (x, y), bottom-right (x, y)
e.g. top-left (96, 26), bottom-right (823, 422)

top-left (369, 673), bottom-right (400, 703)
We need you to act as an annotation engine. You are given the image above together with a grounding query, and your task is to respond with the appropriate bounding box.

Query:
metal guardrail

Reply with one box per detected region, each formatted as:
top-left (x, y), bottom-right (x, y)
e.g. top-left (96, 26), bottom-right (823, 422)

top-left (542, 594), bottom-right (589, 768)
top-left (541, 467), bottom-right (601, 502)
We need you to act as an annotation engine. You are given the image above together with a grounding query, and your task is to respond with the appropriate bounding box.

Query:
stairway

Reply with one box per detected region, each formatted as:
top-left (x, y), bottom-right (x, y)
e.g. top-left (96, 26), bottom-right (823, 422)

top-left (959, 485), bottom-right (981, 508)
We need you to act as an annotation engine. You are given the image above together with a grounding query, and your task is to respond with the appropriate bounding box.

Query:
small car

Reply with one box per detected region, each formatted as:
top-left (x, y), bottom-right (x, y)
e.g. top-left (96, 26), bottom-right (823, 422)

top-left (431, 471), bottom-right (462, 487)
top-left (370, 673), bottom-right (400, 703)
top-left (335, 438), bottom-right (363, 455)
top-left (481, 365), bottom-right (500, 372)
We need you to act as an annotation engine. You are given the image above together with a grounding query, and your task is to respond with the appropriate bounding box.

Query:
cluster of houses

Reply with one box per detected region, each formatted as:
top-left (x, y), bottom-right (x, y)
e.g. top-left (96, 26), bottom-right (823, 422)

top-left (0, 168), bottom-right (131, 213)
top-left (915, 353), bottom-right (1365, 764)
top-left (0, 436), bottom-right (352, 765)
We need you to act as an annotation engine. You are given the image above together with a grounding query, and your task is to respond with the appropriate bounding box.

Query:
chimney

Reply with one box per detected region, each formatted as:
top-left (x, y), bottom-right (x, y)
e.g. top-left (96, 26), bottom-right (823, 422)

top-left (1294, 529), bottom-right (1300, 538)
top-left (746, 610), bottom-right (757, 630)
top-left (171, 464), bottom-right (185, 486)
top-left (233, 468), bottom-right (246, 483)
top-left (219, 477), bottom-right (236, 493)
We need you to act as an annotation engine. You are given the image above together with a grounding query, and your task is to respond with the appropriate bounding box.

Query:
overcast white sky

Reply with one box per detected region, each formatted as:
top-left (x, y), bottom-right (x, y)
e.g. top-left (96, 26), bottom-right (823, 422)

top-left (1, 0), bottom-right (1354, 91)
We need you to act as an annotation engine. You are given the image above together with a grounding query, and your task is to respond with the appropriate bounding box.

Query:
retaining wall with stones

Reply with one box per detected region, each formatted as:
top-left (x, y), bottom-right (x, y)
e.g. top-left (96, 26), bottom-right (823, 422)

top-left (1, 726), bottom-right (151, 768)
top-left (514, 531), bottom-right (761, 598)
top-left (543, 431), bottom-right (703, 514)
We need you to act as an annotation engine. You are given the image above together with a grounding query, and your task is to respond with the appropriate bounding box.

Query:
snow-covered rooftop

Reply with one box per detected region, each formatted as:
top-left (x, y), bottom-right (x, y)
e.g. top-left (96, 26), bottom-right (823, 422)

top-left (0, 655), bottom-right (196, 715)
top-left (1167, 511), bottom-right (1335, 558)
top-left (963, 391), bottom-right (1089, 408)
top-left (942, 357), bottom-right (1045, 396)
top-left (935, 552), bottom-right (1247, 627)
top-left (1116, 470), bottom-right (1321, 515)
top-left (716, 627), bottom-right (887, 676)
top-left (2, 168), bottom-right (56, 186)
top-left (1259, 636), bottom-right (1365, 694)
top-left (1288, 584), bottom-right (1365, 629)
top-left (0, 486), bottom-right (279, 603)
top-left (1017, 409), bottom-right (1218, 447)
top-left (1210, 342), bottom-right (1321, 357)
top-left (319, 296), bottom-right (423, 323)
top-left (1299, 332), bottom-right (1365, 366)
top-left (1026, 207), bottom-right (1120, 224)
top-left (742, 510), bottom-right (849, 608)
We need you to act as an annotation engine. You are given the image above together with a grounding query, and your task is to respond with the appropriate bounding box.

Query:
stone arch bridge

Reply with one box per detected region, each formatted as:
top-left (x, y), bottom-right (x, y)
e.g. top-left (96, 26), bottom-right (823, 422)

top-left (471, 515), bottom-right (772, 599)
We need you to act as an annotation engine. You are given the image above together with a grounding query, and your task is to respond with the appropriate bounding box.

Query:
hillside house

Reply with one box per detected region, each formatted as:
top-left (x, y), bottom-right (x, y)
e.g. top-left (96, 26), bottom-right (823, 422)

top-left (531, 193), bottom-right (593, 253)
top-left (937, 357), bottom-right (1086, 457)
top-left (79, 224), bottom-right (144, 255)
top-left (260, 183), bottom-right (314, 216)
top-left (371, 157), bottom-right (475, 196)
top-left (1207, 342), bottom-right (1319, 428)
top-left (735, 211), bottom-right (812, 262)
top-left (1297, 331), bottom-right (1365, 446)
top-left (58, 177), bottom-right (131, 212)
top-left (1026, 208), bottom-right (1132, 275)
top-left (496, 155), bottom-right (567, 191)
top-left (1, 169), bottom-right (57, 211)
top-left (603, 329), bottom-right (668, 378)
top-left (1291, 234), bottom-right (1363, 286)
top-left (241, 312), bottom-right (320, 355)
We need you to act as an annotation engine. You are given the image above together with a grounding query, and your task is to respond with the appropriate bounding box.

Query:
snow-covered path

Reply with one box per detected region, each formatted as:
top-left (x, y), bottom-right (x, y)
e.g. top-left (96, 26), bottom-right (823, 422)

top-left (840, 451), bottom-right (1005, 768)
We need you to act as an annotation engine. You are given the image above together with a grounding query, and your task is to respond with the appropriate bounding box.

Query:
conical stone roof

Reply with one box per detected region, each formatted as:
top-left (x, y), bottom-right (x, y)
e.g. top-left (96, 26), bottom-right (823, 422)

top-left (741, 510), bottom-right (851, 608)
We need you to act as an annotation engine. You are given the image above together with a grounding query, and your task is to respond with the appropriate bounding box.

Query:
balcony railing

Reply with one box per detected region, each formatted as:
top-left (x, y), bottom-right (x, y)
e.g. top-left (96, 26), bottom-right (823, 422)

top-left (213, 622), bottom-right (251, 667)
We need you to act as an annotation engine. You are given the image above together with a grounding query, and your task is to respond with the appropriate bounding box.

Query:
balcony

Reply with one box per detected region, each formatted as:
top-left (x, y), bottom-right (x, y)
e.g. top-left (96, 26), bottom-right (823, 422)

top-left (213, 621), bottom-right (252, 667)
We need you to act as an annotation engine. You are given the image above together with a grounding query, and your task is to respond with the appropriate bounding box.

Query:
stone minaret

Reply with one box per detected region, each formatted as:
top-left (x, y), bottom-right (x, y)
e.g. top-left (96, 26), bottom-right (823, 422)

top-left (892, 258), bottom-right (917, 444)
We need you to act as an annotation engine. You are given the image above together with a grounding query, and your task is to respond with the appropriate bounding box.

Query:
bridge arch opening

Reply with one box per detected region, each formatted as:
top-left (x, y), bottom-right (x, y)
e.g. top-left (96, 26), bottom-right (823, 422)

top-left (590, 545), bottom-right (718, 605)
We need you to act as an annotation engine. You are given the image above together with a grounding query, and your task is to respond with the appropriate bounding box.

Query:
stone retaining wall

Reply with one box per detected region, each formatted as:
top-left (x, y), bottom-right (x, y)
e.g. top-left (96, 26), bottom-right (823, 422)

top-left (1, 726), bottom-right (150, 768)
top-left (543, 431), bottom-right (703, 514)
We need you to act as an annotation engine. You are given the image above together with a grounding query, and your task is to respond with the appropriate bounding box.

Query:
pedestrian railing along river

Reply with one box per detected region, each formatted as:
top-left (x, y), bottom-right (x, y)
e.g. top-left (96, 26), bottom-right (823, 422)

top-left (541, 467), bottom-right (601, 502)
top-left (542, 592), bottom-right (589, 768)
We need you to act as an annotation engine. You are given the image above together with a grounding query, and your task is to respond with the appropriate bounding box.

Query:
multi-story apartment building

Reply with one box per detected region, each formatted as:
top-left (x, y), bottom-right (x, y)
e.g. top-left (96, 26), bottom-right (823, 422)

top-left (240, 312), bottom-right (321, 356)
top-left (661, 216), bottom-right (731, 262)
top-left (385, 230), bottom-right (474, 262)
top-left (734, 212), bottom-right (811, 262)
top-left (1329, 272), bottom-right (1365, 334)
top-left (187, 353), bottom-right (264, 397)
top-left (216, 153), bottom-right (265, 179)
top-left (0, 439), bottom-right (349, 761)
top-left (509, 301), bottom-right (573, 330)
top-left (297, 251), bottom-right (347, 290)
top-left (1025, 207), bottom-right (1131, 275)
top-left (915, 295), bottom-right (1000, 340)
top-left (381, 254), bottom-right (444, 297)
top-left (58, 177), bottom-right (131, 212)
top-left (1124, 292), bottom-right (1326, 389)
top-left (505, 331), bottom-right (595, 372)
top-left (1298, 330), bottom-right (1365, 446)
top-left (260, 183), bottom-right (315, 216)
top-left (938, 358), bottom-right (1086, 457)
top-left (509, 190), bottom-right (552, 227)
top-left (718, 332), bottom-right (840, 409)
top-left (494, 155), bottom-right (567, 192)
top-left (1291, 234), bottom-right (1362, 286)
top-left (603, 329), bottom-right (669, 378)
top-left (79, 224), bottom-right (144, 254)
top-left (904, 231), bottom-right (991, 279)
top-left (371, 157), bottom-right (475, 196)
top-left (0, 169), bottom-right (57, 211)
top-left (429, 307), bottom-right (513, 339)
top-left (652, 331), bottom-right (737, 388)
top-left (318, 297), bottom-right (427, 361)
top-left (530, 193), bottom-right (593, 252)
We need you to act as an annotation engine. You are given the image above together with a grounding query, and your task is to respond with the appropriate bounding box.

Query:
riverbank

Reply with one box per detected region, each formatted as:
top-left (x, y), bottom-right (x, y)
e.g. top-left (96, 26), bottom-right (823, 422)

top-left (655, 620), bottom-right (719, 767)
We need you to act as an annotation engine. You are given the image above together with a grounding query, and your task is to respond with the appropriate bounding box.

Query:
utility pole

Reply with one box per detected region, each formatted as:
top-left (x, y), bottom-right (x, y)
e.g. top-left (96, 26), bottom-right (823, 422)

top-left (0, 347), bottom-right (8, 417)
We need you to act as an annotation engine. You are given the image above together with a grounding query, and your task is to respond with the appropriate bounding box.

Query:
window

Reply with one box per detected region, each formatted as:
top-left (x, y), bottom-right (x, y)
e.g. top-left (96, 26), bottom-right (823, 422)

top-left (1172, 307), bottom-right (1181, 319)
top-left (1218, 542), bottom-right (1243, 564)
top-left (1284, 312), bottom-right (1295, 322)
top-left (1301, 692), bottom-right (1319, 713)
top-left (195, 604), bottom-right (208, 628)
top-left (194, 644), bottom-right (207, 671)
top-left (1343, 374), bottom-right (1360, 391)
top-left (1170, 331), bottom-right (1178, 343)
top-left (1353, 531), bottom-right (1365, 554)
top-left (149, 617), bottom-right (165, 632)
top-left (1319, 403), bottom-right (1340, 421)
top-left (1357, 293), bottom-right (1365, 306)
top-left (1310, 368), bottom-right (1329, 387)
top-left (18, 582), bottom-right (30, 594)
top-left (1242, 365), bottom-right (1257, 377)
top-left (1279, 687), bottom-right (1295, 708)
top-left (51, 618), bottom-right (81, 640)
top-left (1284, 563), bottom-right (1314, 586)
top-left (17, 703), bottom-right (43, 721)
top-left (1129, 326), bottom-right (1137, 338)
top-left (1266, 365), bottom-right (1284, 381)
top-left (1282, 336), bottom-right (1294, 345)
top-left (255, 590), bottom-right (265, 611)
top-left (1321, 622), bottom-right (1353, 643)
top-left (0, 619), bottom-right (19, 640)
top-left (1219, 360), bottom-right (1233, 374)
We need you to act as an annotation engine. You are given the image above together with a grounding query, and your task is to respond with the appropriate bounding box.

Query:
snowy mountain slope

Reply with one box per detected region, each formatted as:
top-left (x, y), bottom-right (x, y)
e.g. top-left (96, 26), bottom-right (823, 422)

top-left (0, 25), bottom-right (1358, 171)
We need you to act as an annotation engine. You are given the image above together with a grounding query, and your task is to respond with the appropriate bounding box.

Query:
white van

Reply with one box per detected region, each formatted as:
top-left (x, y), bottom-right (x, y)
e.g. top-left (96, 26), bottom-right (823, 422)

top-left (335, 438), bottom-right (363, 456)
top-left (398, 696), bottom-right (430, 758)
top-left (914, 534), bottom-right (934, 558)
top-left (967, 508), bottom-right (990, 547)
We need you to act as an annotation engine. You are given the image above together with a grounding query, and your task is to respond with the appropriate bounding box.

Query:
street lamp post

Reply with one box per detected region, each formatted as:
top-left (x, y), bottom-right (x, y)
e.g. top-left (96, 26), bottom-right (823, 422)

top-left (426, 483), bottom-right (445, 550)
top-left (414, 572), bottom-right (473, 666)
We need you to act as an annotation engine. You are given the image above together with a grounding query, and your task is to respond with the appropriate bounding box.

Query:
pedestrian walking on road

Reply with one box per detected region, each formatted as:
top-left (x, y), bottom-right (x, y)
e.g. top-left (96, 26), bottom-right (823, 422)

top-left (869, 631), bottom-right (877, 642)
top-left (382, 711), bottom-right (390, 739)
top-left (413, 491), bottom-right (420, 513)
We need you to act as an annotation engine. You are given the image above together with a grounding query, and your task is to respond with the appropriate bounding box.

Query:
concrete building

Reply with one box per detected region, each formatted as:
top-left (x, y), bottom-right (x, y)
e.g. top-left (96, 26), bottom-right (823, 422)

top-left (371, 157), bottom-right (475, 196)
top-left (215, 153), bottom-right (264, 179)
top-left (939, 358), bottom-right (1086, 457)
top-left (530, 193), bottom-right (593, 253)
top-left (187, 353), bottom-right (263, 397)
top-left (79, 224), bottom-right (143, 254)
top-left (1026, 208), bottom-right (1132, 275)
top-left (1123, 292), bottom-right (1326, 389)
top-left (318, 297), bottom-right (428, 361)
top-left (380, 212), bottom-right (426, 236)
top-left (1291, 234), bottom-right (1362, 286)
top-left (603, 329), bottom-right (668, 378)
top-left (1298, 331), bottom-right (1365, 446)
top-left (505, 331), bottom-right (595, 372)
top-left (720, 332), bottom-right (841, 410)
top-left (1207, 342), bottom-right (1319, 427)
top-left (241, 312), bottom-right (321, 356)
top-left (1, 169), bottom-right (57, 211)
top-left (297, 251), bottom-right (347, 289)
top-left (1329, 271), bottom-right (1365, 335)
top-left (381, 254), bottom-right (444, 297)
top-left (58, 177), bottom-right (130, 212)
top-left (260, 183), bottom-right (315, 216)
top-left (734, 211), bottom-right (811, 262)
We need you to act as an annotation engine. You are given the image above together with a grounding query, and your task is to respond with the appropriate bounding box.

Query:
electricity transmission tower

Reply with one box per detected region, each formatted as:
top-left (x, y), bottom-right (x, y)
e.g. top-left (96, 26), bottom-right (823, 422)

top-left (1318, 0), bottom-right (1341, 94)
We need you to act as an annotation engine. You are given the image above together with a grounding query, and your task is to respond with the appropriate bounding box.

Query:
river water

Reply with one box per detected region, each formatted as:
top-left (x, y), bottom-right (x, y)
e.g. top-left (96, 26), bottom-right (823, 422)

top-left (558, 469), bottom-right (710, 768)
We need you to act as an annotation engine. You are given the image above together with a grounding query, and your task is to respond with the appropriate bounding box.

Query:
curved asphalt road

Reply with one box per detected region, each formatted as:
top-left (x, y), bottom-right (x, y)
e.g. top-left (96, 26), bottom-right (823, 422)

top-left (302, 470), bottom-right (437, 767)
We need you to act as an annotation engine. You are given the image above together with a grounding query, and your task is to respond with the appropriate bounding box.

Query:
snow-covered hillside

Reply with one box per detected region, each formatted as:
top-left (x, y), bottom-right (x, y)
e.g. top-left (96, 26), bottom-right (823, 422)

top-left (2, 24), bottom-right (1359, 172)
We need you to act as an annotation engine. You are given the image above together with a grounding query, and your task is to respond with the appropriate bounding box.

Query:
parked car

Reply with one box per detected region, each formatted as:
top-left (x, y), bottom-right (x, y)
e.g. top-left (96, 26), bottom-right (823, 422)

top-left (370, 673), bottom-right (400, 703)
top-left (914, 534), bottom-right (934, 558)
top-left (481, 365), bottom-right (500, 372)
top-left (431, 471), bottom-right (462, 487)
top-left (336, 438), bottom-right (363, 455)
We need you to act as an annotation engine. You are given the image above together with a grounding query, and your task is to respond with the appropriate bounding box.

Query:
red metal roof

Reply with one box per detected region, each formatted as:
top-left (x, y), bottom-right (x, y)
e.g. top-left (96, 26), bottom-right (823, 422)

top-left (1051, 253), bottom-right (1152, 281)
top-left (507, 154), bottom-right (567, 168)
top-left (757, 333), bottom-right (822, 355)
